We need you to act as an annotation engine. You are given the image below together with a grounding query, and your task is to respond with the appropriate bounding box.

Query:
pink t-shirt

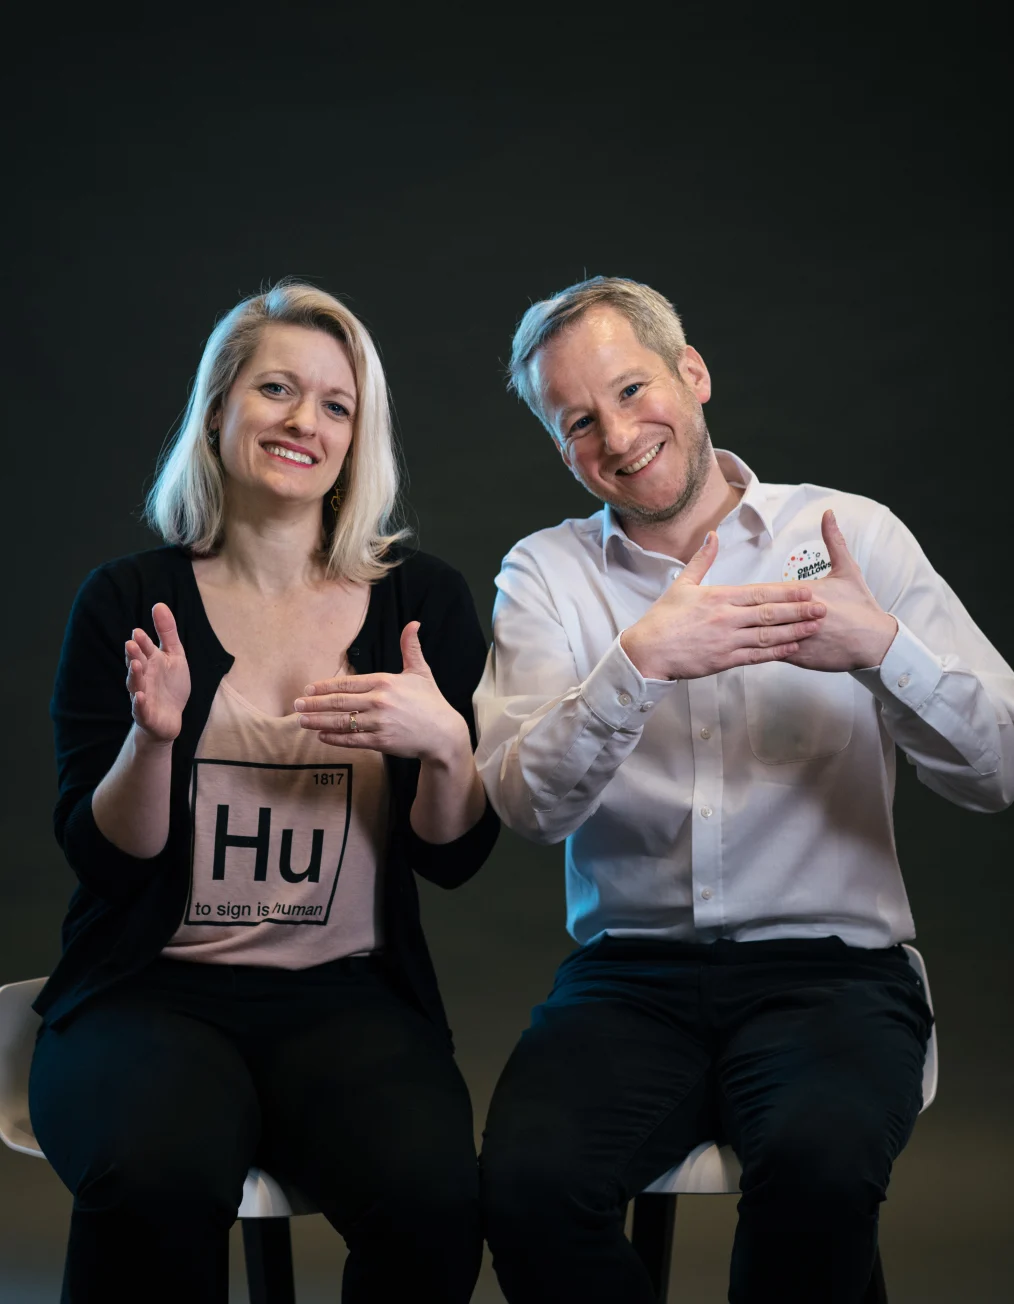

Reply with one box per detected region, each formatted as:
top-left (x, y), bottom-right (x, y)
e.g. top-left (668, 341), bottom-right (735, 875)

top-left (162, 678), bottom-right (388, 967)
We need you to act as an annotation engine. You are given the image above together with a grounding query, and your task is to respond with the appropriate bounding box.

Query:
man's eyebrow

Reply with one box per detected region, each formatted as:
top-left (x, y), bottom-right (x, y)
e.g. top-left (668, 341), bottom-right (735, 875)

top-left (252, 369), bottom-right (357, 402)
top-left (557, 370), bottom-right (647, 426)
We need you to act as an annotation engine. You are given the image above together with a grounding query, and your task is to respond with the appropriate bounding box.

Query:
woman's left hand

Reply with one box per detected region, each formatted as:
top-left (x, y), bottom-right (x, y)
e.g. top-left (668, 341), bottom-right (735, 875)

top-left (295, 622), bottom-right (471, 763)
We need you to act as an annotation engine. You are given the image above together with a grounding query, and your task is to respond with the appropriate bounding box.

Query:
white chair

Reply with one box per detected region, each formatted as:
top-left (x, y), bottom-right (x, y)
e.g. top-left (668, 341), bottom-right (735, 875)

top-left (0, 977), bottom-right (312, 1304)
top-left (629, 943), bottom-right (938, 1304)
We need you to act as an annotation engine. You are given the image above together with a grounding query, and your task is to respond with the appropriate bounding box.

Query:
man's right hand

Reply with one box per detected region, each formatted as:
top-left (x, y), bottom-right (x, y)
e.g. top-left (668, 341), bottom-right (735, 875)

top-left (619, 532), bottom-right (826, 681)
top-left (124, 603), bottom-right (192, 744)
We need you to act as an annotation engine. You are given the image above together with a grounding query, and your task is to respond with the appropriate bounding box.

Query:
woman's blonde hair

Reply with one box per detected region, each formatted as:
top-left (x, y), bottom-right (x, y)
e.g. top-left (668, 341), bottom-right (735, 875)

top-left (145, 280), bottom-right (409, 582)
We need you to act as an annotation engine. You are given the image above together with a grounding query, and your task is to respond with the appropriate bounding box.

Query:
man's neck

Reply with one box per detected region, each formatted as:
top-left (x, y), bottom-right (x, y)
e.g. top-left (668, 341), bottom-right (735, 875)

top-left (617, 454), bottom-right (744, 563)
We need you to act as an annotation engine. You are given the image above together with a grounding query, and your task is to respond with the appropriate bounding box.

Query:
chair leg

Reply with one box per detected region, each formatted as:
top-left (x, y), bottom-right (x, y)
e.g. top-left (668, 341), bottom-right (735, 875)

top-left (241, 1217), bottom-right (296, 1304)
top-left (631, 1192), bottom-right (678, 1304)
top-left (862, 1245), bottom-right (888, 1304)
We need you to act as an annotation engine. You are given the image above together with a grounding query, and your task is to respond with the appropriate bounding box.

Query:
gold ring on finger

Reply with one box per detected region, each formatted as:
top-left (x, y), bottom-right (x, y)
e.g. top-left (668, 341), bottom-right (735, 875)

top-left (349, 712), bottom-right (359, 732)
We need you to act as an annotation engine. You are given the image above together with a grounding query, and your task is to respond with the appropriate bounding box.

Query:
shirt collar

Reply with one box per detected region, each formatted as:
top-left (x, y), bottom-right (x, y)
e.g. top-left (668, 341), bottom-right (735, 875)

top-left (600, 447), bottom-right (775, 569)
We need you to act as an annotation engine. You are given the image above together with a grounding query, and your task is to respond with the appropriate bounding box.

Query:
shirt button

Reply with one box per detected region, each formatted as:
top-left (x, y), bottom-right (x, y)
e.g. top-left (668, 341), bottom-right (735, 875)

top-left (897, 673), bottom-right (911, 688)
top-left (618, 691), bottom-right (633, 707)
top-left (640, 701), bottom-right (654, 712)
top-left (700, 887), bottom-right (713, 900)
top-left (700, 805), bottom-right (713, 819)
top-left (700, 727), bottom-right (711, 740)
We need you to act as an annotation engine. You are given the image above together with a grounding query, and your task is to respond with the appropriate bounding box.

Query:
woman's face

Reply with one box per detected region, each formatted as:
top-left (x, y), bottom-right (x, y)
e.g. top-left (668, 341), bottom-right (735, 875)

top-left (214, 323), bottom-right (357, 508)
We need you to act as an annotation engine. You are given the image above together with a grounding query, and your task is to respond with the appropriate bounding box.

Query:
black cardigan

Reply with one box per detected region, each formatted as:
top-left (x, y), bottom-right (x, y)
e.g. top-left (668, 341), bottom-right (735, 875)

top-left (37, 544), bottom-right (499, 1035)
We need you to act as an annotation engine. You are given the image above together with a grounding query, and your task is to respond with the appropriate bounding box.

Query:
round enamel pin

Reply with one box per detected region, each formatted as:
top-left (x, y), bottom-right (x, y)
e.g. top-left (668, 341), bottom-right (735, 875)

top-left (782, 539), bottom-right (832, 582)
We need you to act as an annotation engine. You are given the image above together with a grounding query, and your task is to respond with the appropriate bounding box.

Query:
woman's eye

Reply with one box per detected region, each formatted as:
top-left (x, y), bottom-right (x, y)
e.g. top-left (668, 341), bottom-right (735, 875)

top-left (261, 382), bottom-right (286, 396)
top-left (325, 402), bottom-right (349, 418)
top-left (621, 383), bottom-right (642, 399)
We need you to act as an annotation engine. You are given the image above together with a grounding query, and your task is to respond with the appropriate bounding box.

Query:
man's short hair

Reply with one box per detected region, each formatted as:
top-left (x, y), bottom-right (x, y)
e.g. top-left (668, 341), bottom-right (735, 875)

top-left (508, 275), bottom-right (687, 434)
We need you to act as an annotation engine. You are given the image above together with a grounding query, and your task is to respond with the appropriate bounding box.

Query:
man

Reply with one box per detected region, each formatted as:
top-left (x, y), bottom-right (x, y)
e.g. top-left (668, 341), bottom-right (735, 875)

top-left (474, 276), bottom-right (1013, 1303)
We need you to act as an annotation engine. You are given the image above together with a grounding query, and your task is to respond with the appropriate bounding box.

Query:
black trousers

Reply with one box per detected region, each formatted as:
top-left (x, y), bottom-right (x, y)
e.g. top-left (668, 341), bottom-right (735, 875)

top-left (29, 955), bottom-right (481, 1304)
top-left (481, 935), bottom-right (933, 1304)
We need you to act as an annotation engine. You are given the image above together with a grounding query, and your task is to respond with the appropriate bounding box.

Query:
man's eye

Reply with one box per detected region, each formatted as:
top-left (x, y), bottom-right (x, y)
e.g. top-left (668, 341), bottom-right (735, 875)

top-left (569, 415), bottom-right (593, 436)
top-left (621, 383), bottom-right (641, 399)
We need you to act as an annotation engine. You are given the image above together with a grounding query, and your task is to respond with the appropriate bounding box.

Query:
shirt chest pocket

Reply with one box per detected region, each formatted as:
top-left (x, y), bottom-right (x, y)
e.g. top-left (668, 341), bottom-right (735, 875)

top-left (744, 662), bottom-right (855, 765)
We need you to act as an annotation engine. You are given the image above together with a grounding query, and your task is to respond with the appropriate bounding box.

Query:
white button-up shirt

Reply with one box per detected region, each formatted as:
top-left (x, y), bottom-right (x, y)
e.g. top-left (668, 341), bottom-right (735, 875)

top-left (474, 451), bottom-right (1014, 948)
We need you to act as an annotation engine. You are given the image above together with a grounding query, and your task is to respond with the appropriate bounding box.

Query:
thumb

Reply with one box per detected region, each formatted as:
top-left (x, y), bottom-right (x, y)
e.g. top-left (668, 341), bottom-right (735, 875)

top-left (152, 603), bottom-right (184, 654)
top-left (821, 509), bottom-right (855, 574)
top-left (677, 530), bottom-right (719, 587)
top-left (399, 621), bottom-right (430, 675)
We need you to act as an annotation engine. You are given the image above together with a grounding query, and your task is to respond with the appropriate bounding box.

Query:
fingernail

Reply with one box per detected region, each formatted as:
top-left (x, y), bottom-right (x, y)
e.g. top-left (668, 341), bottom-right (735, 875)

top-left (298, 716), bottom-right (308, 727)
top-left (701, 531), bottom-right (712, 549)
top-left (294, 700), bottom-right (305, 712)
top-left (303, 685), bottom-right (316, 696)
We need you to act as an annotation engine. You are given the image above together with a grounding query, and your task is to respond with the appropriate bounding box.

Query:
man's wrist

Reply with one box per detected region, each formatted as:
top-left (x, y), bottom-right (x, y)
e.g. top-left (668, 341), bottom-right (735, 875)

top-left (862, 612), bottom-right (899, 668)
top-left (620, 627), bottom-right (671, 682)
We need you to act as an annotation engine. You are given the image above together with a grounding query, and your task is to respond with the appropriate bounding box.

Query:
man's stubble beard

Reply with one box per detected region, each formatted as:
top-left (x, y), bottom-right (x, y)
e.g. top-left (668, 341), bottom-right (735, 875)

top-left (605, 408), bottom-right (714, 528)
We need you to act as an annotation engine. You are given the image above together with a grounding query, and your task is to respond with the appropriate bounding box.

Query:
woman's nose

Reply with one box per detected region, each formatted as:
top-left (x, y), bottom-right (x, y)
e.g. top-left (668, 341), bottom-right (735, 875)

top-left (284, 398), bottom-right (317, 435)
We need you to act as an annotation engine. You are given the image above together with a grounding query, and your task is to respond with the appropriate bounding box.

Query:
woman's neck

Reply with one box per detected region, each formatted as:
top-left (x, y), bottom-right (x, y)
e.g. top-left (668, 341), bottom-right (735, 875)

top-left (212, 495), bottom-right (328, 595)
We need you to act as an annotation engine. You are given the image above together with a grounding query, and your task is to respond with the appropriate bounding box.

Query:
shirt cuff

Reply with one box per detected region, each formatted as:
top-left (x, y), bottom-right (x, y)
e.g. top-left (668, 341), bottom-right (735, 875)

top-left (852, 619), bottom-right (944, 711)
top-left (580, 635), bottom-right (679, 731)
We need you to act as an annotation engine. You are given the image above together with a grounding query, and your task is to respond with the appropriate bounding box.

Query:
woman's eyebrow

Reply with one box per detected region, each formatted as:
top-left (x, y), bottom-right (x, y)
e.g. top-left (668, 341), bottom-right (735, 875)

top-left (252, 368), bottom-right (357, 402)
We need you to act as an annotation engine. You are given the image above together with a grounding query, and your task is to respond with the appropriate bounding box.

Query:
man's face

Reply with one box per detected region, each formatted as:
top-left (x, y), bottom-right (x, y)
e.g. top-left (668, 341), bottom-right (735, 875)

top-left (534, 307), bottom-right (714, 525)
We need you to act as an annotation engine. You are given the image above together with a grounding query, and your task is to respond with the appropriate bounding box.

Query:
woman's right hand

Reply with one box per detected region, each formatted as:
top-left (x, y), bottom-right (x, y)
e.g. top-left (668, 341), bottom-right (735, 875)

top-left (125, 603), bottom-right (192, 744)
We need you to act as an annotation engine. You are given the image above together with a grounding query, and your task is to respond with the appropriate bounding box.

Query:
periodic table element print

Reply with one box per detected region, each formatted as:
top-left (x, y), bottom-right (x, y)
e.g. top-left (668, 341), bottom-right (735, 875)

top-left (782, 539), bottom-right (832, 583)
top-left (186, 760), bottom-right (353, 926)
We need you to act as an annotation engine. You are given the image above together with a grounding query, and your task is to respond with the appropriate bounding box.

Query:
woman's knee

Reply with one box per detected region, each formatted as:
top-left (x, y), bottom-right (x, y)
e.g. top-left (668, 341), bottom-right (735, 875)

top-left (79, 1146), bottom-right (247, 1221)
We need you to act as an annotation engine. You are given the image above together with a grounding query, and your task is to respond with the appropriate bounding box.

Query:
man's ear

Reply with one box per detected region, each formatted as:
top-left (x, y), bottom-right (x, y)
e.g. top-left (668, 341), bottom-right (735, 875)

top-left (555, 433), bottom-right (574, 471)
top-left (678, 346), bottom-right (712, 405)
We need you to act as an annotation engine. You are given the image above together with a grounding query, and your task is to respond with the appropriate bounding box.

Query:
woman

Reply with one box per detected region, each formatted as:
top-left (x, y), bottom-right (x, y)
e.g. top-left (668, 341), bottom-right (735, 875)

top-left (29, 281), bottom-right (499, 1304)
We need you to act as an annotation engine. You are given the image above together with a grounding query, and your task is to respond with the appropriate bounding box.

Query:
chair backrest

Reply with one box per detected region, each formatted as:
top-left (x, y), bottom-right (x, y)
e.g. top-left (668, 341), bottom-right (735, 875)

top-left (0, 978), bottom-right (46, 1157)
top-left (901, 944), bottom-right (938, 1111)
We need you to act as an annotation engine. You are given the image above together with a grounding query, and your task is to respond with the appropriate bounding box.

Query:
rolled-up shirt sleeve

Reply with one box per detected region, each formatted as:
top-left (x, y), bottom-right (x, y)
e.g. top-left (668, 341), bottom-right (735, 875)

top-left (474, 546), bottom-right (677, 843)
top-left (852, 509), bottom-right (1014, 812)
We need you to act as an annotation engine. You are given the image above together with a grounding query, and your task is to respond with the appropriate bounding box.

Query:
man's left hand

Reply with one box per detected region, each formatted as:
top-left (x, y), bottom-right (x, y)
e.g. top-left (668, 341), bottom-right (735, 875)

top-left (785, 510), bottom-right (898, 672)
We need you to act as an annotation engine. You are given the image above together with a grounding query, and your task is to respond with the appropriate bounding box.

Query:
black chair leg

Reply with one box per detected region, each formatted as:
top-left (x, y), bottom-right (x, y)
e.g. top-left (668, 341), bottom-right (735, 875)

top-left (862, 1245), bottom-right (888, 1304)
top-left (241, 1217), bottom-right (296, 1304)
top-left (631, 1192), bottom-right (678, 1304)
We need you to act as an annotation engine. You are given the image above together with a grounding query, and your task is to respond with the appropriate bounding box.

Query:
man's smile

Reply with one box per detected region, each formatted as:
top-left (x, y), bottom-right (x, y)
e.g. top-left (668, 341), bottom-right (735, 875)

top-left (617, 442), bottom-right (663, 476)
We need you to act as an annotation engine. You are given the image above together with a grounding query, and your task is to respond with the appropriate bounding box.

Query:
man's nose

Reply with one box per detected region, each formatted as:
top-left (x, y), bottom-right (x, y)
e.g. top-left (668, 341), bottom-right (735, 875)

top-left (599, 409), bottom-right (638, 455)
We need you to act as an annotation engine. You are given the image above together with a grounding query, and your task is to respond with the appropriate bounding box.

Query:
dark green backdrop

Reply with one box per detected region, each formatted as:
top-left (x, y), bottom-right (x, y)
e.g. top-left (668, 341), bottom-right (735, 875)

top-left (4, 5), bottom-right (1011, 1300)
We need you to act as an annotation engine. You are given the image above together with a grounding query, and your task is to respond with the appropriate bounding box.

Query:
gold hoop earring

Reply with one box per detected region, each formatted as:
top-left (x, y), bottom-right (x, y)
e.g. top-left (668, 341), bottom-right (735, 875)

top-left (330, 484), bottom-right (342, 512)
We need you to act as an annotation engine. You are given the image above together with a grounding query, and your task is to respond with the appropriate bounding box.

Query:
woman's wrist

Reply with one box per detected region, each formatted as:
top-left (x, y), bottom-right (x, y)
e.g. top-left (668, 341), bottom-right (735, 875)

top-left (131, 721), bottom-right (177, 753)
top-left (417, 712), bottom-right (473, 769)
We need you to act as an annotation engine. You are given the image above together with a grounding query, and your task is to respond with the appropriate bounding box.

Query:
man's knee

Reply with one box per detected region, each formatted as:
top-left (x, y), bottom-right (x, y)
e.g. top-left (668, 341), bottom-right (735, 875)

top-left (481, 1129), bottom-right (618, 1251)
top-left (742, 1115), bottom-right (894, 1213)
